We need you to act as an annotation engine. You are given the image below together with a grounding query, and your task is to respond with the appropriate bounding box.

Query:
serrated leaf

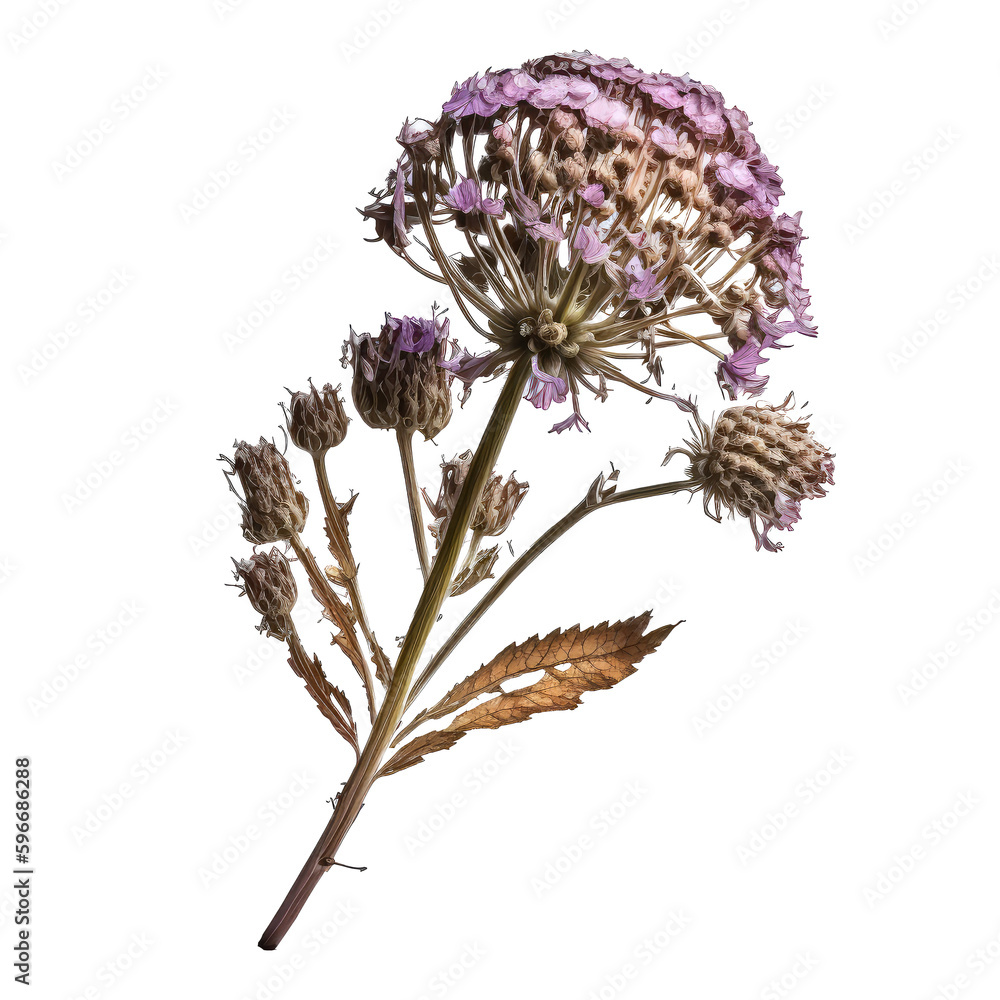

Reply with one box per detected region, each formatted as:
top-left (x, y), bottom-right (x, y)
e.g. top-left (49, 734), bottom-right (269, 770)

top-left (379, 614), bottom-right (678, 778)
top-left (399, 613), bottom-right (666, 738)
top-left (376, 729), bottom-right (464, 777)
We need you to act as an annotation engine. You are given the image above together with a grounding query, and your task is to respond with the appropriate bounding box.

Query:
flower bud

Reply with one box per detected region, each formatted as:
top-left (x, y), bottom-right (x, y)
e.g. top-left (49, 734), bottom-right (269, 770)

top-left (283, 381), bottom-right (349, 456)
top-left (341, 310), bottom-right (454, 440)
top-left (232, 548), bottom-right (297, 638)
top-left (227, 438), bottom-right (308, 544)
top-left (665, 397), bottom-right (834, 552)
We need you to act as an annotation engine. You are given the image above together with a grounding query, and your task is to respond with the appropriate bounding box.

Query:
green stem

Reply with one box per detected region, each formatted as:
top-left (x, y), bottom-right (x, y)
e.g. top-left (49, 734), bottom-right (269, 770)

top-left (257, 357), bottom-right (531, 950)
top-left (396, 429), bottom-right (431, 582)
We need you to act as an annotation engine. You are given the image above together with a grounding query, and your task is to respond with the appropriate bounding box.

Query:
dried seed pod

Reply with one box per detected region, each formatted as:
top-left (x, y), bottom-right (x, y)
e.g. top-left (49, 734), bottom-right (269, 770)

top-left (665, 397), bottom-right (834, 552)
top-left (232, 548), bottom-right (297, 638)
top-left (227, 438), bottom-right (308, 544)
top-left (450, 545), bottom-right (500, 596)
top-left (477, 471), bottom-right (529, 537)
top-left (283, 381), bottom-right (349, 457)
top-left (422, 451), bottom-right (528, 546)
top-left (342, 311), bottom-right (454, 440)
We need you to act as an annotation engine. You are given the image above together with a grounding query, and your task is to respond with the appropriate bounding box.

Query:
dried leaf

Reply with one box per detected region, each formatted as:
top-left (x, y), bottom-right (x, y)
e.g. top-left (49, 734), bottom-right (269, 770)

top-left (379, 614), bottom-right (677, 777)
top-left (376, 729), bottom-right (463, 777)
top-left (287, 641), bottom-right (359, 759)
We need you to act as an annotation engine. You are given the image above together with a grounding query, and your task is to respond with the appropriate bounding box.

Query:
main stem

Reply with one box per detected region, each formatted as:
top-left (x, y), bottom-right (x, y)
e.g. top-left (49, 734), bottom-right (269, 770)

top-left (258, 358), bottom-right (530, 949)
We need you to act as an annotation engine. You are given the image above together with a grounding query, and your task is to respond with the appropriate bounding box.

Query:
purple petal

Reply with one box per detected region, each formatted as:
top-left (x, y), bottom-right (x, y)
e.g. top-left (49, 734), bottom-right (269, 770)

top-left (524, 356), bottom-right (568, 410)
top-left (444, 176), bottom-right (483, 213)
top-left (572, 224), bottom-right (610, 264)
top-left (549, 411), bottom-right (591, 434)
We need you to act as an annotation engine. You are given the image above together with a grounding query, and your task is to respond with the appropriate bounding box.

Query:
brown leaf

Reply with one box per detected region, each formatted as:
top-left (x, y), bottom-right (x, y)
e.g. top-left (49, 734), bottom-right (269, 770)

top-left (402, 613), bottom-right (670, 737)
top-left (376, 729), bottom-right (464, 777)
top-left (286, 640), bottom-right (359, 759)
top-left (379, 614), bottom-right (678, 777)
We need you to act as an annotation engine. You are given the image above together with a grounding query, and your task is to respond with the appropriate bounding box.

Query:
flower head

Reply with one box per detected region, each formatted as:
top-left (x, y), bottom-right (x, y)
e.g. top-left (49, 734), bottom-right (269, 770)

top-left (225, 438), bottom-right (308, 545)
top-left (362, 51), bottom-right (819, 428)
top-left (283, 381), bottom-right (350, 457)
top-left (341, 309), bottom-right (455, 440)
top-left (665, 396), bottom-right (834, 552)
top-left (232, 548), bottom-right (298, 638)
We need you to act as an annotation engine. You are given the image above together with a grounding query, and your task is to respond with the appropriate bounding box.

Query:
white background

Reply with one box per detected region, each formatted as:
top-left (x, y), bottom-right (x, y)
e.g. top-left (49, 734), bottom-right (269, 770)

top-left (3, 0), bottom-right (999, 997)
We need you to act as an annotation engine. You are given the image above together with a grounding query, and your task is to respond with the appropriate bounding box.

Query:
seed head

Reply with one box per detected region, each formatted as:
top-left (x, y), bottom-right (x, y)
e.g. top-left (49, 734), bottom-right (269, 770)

top-left (225, 438), bottom-right (308, 544)
top-left (232, 548), bottom-right (298, 638)
top-left (283, 381), bottom-right (349, 456)
top-left (665, 396), bottom-right (834, 552)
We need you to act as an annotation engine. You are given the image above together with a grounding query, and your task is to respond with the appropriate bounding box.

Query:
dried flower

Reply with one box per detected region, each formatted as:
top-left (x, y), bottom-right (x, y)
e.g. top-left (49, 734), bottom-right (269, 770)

top-left (665, 396), bottom-right (834, 551)
top-left (449, 545), bottom-right (500, 596)
top-left (362, 51), bottom-right (818, 430)
top-left (342, 310), bottom-right (455, 440)
top-left (232, 548), bottom-right (298, 638)
top-left (226, 438), bottom-right (309, 544)
top-left (283, 381), bottom-right (349, 456)
top-left (422, 451), bottom-right (528, 546)
top-left (477, 470), bottom-right (529, 536)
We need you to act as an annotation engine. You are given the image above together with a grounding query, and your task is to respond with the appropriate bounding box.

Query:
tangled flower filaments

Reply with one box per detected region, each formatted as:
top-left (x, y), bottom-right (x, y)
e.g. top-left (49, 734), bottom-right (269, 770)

top-left (362, 51), bottom-right (817, 431)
